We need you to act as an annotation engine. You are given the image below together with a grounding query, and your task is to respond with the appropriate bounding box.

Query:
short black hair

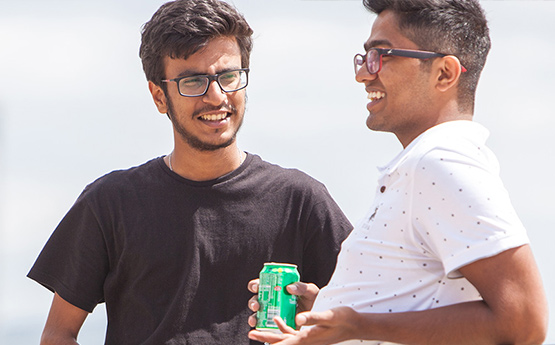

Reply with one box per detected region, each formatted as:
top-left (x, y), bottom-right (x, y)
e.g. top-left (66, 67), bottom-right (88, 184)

top-left (139, 0), bottom-right (253, 87)
top-left (364, 0), bottom-right (491, 112)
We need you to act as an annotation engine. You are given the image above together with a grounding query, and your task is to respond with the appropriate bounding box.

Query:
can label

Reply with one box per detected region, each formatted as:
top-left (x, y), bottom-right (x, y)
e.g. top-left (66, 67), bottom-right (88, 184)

top-left (256, 262), bottom-right (300, 332)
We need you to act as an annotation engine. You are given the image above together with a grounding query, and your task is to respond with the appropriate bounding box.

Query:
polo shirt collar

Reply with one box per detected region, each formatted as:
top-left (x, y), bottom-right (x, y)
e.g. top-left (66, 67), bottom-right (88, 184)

top-left (377, 120), bottom-right (489, 177)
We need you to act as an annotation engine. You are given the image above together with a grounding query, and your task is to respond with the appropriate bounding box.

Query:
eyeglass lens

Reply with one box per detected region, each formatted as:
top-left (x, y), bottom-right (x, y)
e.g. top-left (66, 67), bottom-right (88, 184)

top-left (354, 54), bottom-right (365, 74)
top-left (354, 50), bottom-right (381, 75)
top-left (179, 70), bottom-right (247, 96)
top-left (366, 50), bottom-right (380, 74)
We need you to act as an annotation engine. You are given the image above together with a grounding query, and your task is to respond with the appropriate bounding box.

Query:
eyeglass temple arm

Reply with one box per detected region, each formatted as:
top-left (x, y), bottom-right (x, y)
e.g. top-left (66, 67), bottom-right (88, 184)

top-left (387, 49), bottom-right (467, 72)
top-left (386, 49), bottom-right (445, 59)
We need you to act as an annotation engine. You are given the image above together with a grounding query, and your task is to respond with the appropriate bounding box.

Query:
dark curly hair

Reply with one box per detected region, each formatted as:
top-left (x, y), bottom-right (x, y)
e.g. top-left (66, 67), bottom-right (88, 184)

top-left (139, 0), bottom-right (253, 89)
top-left (363, 0), bottom-right (491, 112)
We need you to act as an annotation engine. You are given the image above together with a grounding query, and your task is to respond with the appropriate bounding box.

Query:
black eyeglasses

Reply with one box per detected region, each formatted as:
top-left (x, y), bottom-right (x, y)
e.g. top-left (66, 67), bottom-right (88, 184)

top-left (354, 48), bottom-right (467, 74)
top-left (162, 68), bottom-right (249, 97)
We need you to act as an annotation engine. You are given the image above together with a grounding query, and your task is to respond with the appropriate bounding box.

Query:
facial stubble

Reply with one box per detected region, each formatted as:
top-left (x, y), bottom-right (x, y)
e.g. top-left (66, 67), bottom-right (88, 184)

top-left (166, 94), bottom-right (245, 152)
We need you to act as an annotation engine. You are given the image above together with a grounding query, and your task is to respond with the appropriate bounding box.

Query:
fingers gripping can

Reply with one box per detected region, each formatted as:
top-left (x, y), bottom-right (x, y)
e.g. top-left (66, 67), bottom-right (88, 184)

top-left (256, 262), bottom-right (300, 332)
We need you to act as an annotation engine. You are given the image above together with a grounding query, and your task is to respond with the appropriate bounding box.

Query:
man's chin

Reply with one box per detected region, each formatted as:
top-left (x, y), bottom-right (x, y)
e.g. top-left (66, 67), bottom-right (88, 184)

top-left (184, 136), bottom-right (237, 152)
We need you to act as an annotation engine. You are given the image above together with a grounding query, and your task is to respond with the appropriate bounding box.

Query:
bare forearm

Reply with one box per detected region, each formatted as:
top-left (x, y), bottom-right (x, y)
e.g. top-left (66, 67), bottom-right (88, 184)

top-left (354, 300), bottom-right (544, 345)
top-left (40, 293), bottom-right (87, 345)
top-left (40, 332), bottom-right (79, 345)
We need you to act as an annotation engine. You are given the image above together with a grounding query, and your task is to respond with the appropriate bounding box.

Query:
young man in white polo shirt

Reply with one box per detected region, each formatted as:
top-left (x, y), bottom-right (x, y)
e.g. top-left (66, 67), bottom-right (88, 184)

top-left (247, 0), bottom-right (548, 344)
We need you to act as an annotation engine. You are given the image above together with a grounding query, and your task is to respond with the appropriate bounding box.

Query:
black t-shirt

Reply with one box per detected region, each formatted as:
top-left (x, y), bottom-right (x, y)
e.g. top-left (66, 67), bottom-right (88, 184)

top-left (28, 153), bottom-right (352, 345)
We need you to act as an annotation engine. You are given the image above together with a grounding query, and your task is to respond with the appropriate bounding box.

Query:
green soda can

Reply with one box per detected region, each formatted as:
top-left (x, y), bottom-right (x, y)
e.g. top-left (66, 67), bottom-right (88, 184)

top-left (256, 262), bottom-right (300, 332)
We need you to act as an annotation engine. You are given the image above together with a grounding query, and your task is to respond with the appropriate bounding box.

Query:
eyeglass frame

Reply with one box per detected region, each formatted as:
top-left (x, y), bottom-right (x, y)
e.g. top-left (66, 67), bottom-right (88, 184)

top-left (161, 68), bottom-right (250, 97)
top-left (354, 47), bottom-right (467, 75)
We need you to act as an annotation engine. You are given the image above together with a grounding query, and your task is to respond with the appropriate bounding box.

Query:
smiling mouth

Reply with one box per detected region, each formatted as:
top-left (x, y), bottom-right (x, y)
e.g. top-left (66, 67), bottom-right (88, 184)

top-left (367, 91), bottom-right (385, 103)
top-left (198, 112), bottom-right (230, 121)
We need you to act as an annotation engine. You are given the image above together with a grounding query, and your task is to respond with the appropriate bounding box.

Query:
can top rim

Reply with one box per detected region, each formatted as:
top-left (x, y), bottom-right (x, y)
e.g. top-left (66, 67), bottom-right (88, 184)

top-left (263, 262), bottom-right (298, 268)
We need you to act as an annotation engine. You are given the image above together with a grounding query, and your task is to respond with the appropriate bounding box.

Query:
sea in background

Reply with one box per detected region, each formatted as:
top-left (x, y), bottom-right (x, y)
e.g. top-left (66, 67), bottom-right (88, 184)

top-left (1, 0), bottom-right (554, 343)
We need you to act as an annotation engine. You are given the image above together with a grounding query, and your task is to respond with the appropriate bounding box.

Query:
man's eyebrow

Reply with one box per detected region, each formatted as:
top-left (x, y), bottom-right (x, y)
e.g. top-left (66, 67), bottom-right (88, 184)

top-left (364, 39), bottom-right (393, 51)
top-left (175, 69), bottom-right (201, 78)
top-left (175, 67), bottom-right (241, 78)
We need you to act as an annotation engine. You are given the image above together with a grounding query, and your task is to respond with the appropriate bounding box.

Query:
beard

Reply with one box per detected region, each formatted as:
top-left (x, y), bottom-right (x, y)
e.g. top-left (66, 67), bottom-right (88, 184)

top-left (166, 95), bottom-right (245, 152)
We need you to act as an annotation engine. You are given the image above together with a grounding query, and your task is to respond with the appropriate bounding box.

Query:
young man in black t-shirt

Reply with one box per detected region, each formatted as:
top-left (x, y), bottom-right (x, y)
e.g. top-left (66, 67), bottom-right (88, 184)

top-left (27, 1), bottom-right (352, 344)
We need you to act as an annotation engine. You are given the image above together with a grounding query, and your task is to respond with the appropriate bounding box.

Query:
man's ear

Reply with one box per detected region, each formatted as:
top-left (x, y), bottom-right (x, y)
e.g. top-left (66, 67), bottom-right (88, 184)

top-left (148, 81), bottom-right (169, 114)
top-left (434, 55), bottom-right (464, 93)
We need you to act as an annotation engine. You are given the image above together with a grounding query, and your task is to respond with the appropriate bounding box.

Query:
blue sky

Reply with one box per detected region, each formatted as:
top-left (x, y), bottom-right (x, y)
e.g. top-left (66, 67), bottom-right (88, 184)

top-left (1, 0), bottom-right (554, 343)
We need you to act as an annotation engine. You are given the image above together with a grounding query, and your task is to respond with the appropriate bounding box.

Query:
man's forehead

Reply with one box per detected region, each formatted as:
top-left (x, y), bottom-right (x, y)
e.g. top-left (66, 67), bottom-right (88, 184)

top-left (364, 11), bottom-right (416, 52)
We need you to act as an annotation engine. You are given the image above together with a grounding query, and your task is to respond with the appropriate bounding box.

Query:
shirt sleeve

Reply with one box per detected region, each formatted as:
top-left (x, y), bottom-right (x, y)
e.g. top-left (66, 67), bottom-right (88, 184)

top-left (27, 189), bottom-right (110, 312)
top-left (411, 146), bottom-right (529, 276)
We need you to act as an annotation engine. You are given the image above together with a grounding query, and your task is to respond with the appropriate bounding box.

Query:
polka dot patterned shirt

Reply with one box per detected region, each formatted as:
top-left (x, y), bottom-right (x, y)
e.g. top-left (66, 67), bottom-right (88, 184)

top-left (310, 121), bottom-right (529, 345)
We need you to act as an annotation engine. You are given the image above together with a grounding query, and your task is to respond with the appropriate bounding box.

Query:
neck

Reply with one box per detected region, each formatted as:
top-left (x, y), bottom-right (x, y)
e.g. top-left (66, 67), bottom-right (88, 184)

top-left (397, 101), bottom-right (473, 148)
top-left (166, 144), bottom-right (245, 181)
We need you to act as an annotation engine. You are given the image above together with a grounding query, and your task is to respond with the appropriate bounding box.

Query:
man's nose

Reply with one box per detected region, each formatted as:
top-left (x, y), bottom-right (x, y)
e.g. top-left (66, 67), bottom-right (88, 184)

top-left (355, 65), bottom-right (378, 83)
top-left (202, 80), bottom-right (226, 104)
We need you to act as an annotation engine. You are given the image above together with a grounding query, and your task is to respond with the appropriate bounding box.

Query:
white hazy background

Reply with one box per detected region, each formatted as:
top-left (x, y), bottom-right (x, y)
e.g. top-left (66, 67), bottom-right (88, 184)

top-left (1, 0), bottom-right (554, 343)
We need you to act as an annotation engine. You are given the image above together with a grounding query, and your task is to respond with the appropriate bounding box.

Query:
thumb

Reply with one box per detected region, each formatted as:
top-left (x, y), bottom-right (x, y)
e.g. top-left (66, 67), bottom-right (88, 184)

top-left (287, 282), bottom-right (319, 297)
top-left (295, 312), bottom-right (309, 327)
top-left (295, 310), bottom-right (331, 327)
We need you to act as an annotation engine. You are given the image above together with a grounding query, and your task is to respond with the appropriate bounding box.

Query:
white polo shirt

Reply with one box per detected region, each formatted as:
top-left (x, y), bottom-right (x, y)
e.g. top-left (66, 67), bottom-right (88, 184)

top-left (311, 120), bottom-right (529, 345)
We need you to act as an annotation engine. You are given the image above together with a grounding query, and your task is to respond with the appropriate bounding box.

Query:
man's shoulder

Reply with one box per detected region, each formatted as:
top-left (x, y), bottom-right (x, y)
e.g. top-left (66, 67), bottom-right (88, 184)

top-left (402, 122), bottom-right (493, 171)
top-left (82, 157), bottom-right (163, 196)
top-left (250, 154), bottom-right (324, 187)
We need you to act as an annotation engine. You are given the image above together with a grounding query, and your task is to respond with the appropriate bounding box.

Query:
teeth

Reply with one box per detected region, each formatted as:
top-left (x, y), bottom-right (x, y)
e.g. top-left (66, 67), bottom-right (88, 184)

top-left (199, 113), bottom-right (228, 121)
top-left (367, 91), bottom-right (385, 102)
